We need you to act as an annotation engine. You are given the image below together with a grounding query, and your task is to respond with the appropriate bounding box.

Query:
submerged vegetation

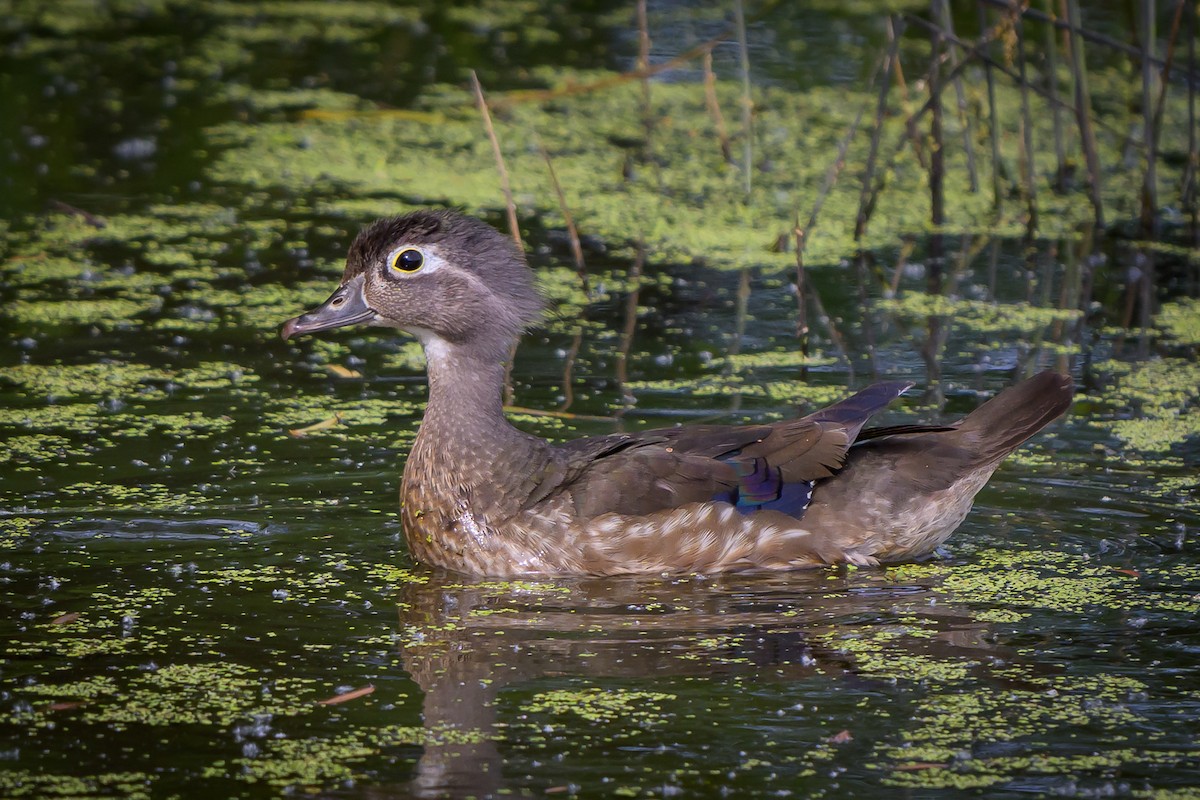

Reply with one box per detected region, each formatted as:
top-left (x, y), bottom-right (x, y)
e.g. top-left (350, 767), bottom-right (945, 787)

top-left (1, 0), bottom-right (1198, 797)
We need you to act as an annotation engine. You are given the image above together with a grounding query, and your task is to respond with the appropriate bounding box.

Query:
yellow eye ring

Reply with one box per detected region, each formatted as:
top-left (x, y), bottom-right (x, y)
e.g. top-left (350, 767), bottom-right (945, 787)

top-left (390, 247), bottom-right (425, 273)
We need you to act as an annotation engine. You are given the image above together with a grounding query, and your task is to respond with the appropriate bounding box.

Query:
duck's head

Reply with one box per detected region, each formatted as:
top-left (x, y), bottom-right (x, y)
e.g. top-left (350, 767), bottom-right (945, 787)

top-left (281, 210), bottom-right (542, 360)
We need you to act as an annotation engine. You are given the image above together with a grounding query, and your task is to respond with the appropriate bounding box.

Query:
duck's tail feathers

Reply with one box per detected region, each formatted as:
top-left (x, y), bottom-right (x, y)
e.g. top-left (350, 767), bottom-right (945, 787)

top-left (807, 380), bottom-right (914, 441)
top-left (955, 370), bottom-right (1074, 464)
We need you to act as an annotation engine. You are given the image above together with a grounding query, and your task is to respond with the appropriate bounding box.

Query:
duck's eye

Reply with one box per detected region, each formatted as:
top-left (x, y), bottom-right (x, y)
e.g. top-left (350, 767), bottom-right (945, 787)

top-left (389, 248), bottom-right (424, 273)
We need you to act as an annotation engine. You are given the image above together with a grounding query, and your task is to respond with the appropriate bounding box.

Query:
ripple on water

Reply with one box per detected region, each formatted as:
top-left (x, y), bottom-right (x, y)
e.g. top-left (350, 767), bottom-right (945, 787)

top-left (49, 517), bottom-right (267, 540)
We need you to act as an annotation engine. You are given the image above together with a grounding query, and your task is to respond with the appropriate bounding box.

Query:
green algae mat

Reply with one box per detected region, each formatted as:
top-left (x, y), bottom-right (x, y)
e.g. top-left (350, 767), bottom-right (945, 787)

top-left (2, 2), bottom-right (1199, 797)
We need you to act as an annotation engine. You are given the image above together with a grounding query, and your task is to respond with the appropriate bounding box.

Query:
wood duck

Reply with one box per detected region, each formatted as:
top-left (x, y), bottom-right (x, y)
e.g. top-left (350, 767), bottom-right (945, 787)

top-left (281, 210), bottom-right (1074, 577)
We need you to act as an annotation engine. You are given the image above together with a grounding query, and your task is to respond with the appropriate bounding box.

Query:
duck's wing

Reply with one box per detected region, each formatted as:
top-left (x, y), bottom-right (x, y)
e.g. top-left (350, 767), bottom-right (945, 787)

top-left (550, 428), bottom-right (747, 519)
top-left (543, 381), bottom-right (913, 520)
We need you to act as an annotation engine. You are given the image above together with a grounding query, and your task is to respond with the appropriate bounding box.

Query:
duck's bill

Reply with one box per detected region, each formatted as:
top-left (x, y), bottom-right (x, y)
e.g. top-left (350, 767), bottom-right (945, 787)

top-left (281, 275), bottom-right (378, 340)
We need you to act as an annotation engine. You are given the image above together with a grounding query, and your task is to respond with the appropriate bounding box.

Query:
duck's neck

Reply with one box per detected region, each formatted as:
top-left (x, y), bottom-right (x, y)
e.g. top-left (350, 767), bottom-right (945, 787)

top-left (413, 335), bottom-right (534, 468)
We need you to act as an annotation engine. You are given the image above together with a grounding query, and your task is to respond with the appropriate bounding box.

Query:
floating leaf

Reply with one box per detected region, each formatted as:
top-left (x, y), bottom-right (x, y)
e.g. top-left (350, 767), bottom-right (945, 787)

top-left (288, 412), bottom-right (344, 437)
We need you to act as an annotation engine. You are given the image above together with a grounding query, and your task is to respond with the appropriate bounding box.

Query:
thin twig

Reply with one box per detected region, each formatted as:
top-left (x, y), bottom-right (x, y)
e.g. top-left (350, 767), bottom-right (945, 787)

top-left (1139, 0), bottom-right (1162, 238)
top-left (734, 0), bottom-right (753, 197)
top-left (977, 2), bottom-right (1004, 209)
top-left (469, 70), bottom-right (521, 250)
top-left (505, 403), bottom-right (616, 423)
top-left (805, 264), bottom-right (855, 382)
top-left (557, 329), bottom-right (583, 413)
top-left (935, 0), bottom-right (978, 192)
top-left (908, 13), bottom-right (1134, 143)
top-left (1042, 0), bottom-right (1069, 191)
top-left (928, 16), bottom-right (946, 287)
top-left (982, 0), bottom-right (1200, 84)
top-left (795, 36), bottom-right (876, 385)
top-left (636, 0), bottom-right (653, 142)
top-left (496, 36), bottom-right (726, 108)
top-left (48, 200), bottom-right (106, 228)
top-left (725, 267), bottom-right (751, 369)
top-left (535, 133), bottom-right (588, 293)
top-left (1143, 0), bottom-right (1187, 239)
top-left (1065, 0), bottom-right (1105, 228)
top-left (793, 225), bottom-right (809, 354)
top-left (492, 0), bottom-right (786, 108)
top-left (907, 10), bottom-right (1123, 233)
top-left (1014, 3), bottom-right (1039, 233)
top-left (703, 50), bottom-right (735, 164)
top-left (1151, 1), bottom-right (1186, 137)
top-left (614, 241), bottom-right (644, 412)
top-left (855, 251), bottom-right (880, 380)
top-left (889, 238), bottom-right (917, 298)
top-left (800, 56), bottom-right (879, 246)
top-left (720, 266), bottom-right (752, 417)
top-left (855, 15), bottom-right (904, 241)
top-left (794, 226), bottom-right (858, 382)
top-left (1186, 0), bottom-right (1198, 254)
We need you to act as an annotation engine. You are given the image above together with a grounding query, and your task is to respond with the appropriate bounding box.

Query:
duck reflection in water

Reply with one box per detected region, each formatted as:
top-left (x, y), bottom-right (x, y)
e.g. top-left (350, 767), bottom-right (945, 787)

top-left (376, 569), bottom-right (1009, 798)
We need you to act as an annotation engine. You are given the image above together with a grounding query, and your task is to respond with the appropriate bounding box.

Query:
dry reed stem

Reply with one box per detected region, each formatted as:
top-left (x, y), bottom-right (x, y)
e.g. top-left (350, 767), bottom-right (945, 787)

top-left (920, 14), bottom-right (1129, 139)
top-left (977, 2), bottom-right (1004, 209)
top-left (911, 8), bottom-right (1136, 231)
top-left (1150, 1), bottom-right (1187, 137)
top-left (614, 240), bottom-right (644, 411)
top-left (1041, 0), bottom-right (1069, 190)
top-left (1186, 0), bottom-right (1198, 253)
top-left (800, 50), bottom-right (878, 248)
top-left (1013, 4), bottom-right (1039, 233)
top-left (808, 270), bottom-right (854, 382)
top-left (505, 403), bottom-right (616, 423)
top-left (792, 228), bottom-right (855, 382)
top-left (556, 329), bottom-right (583, 413)
top-left (935, 0), bottom-right (979, 192)
top-left (793, 226), bottom-right (809, 346)
top-left (1139, 0), bottom-right (1162, 238)
top-left (984, 0), bottom-right (1195, 79)
top-left (729, 266), bottom-right (751, 365)
top-left (469, 70), bottom-right (521, 250)
top-left (927, 17), bottom-right (947, 393)
top-left (929, 20), bottom-right (946, 237)
top-left (855, 15), bottom-right (905, 241)
top-left (535, 133), bottom-right (588, 293)
top-left (1142, 0), bottom-right (1187, 238)
top-left (734, 0), bottom-right (753, 197)
top-left (888, 238), bottom-right (917, 298)
top-left (494, 22), bottom-right (738, 109)
top-left (1065, 0), bottom-right (1105, 227)
top-left (636, 0), bottom-right (652, 137)
top-left (702, 50), bottom-right (735, 164)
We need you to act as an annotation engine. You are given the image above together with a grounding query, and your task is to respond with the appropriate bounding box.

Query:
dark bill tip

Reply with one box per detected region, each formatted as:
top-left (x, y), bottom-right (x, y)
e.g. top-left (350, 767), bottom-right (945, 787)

top-left (280, 317), bottom-right (304, 341)
top-left (280, 275), bottom-right (377, 341)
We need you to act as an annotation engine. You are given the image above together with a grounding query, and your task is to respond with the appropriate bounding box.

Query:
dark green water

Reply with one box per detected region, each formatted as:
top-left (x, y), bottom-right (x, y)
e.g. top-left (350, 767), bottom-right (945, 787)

top-left (2, 2), bottom-right (1199, 798)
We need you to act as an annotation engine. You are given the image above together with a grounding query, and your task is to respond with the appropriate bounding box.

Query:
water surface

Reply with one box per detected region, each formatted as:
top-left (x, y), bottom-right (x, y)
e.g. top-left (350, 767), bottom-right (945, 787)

top-left (2, 2), bottom-right (1198, 797)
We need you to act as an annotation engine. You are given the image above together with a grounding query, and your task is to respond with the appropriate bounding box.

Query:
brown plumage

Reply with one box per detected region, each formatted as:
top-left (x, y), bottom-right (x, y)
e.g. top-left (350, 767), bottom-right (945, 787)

top-left (281, 210), bottom-right (1074, 577)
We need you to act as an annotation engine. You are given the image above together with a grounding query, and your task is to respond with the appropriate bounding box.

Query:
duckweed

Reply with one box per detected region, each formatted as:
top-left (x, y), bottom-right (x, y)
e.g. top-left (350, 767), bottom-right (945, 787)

top-left (522, 687), bottom-right (677, 725)
top-left (2, 2), bottom-right (1198, 797)
top-left (1157, 298), bottom-right (1200, 346)
top-left (76, 663), bottom-right (318, 728)
top-left (0, 362), bottom-right (172, 399)
top-left (9, 296), bottom-right (164, 327)
top-left (0, 771), bottom-right (155, 800)
top-left (212, 722), bottom-right (487, 789)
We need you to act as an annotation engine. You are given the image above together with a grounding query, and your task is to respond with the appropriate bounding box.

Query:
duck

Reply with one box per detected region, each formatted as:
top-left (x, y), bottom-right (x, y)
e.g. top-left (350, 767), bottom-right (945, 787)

top-left (281, 209), bottom-right (1074, 577)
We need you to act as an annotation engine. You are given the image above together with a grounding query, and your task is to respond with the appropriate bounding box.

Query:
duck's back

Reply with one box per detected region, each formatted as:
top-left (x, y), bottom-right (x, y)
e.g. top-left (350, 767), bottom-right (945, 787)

top-left (558, 372), bottom-right (1072, 575)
